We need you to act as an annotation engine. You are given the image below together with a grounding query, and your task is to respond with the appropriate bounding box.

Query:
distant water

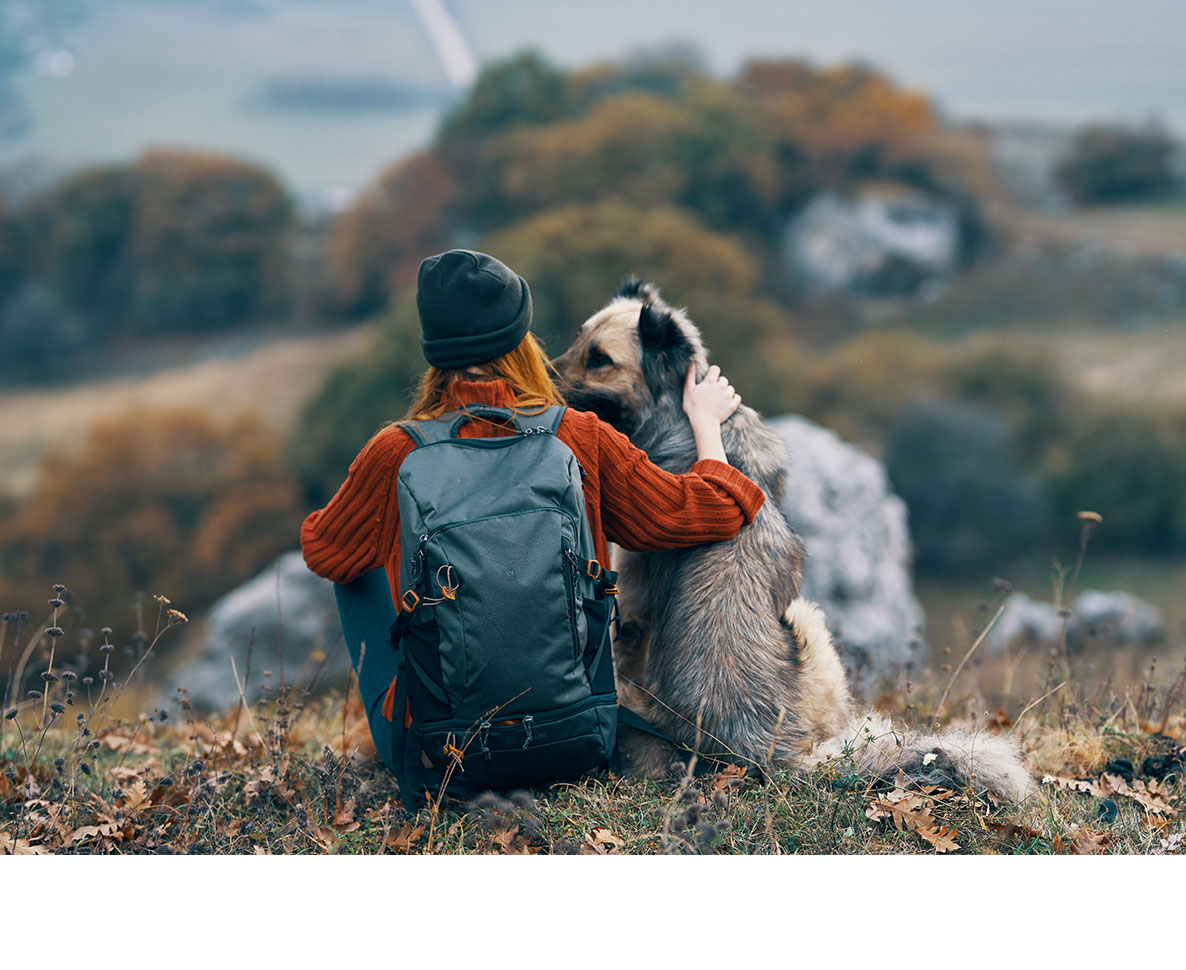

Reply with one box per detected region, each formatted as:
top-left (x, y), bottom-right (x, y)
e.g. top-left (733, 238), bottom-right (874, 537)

top-left (1, 0), bottom-right (1182, 199)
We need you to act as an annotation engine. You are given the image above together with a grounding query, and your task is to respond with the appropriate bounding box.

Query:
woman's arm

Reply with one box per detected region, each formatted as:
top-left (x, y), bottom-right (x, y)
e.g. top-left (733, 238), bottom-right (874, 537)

top-left (300, 427), bottom-right (412, 584)
top-left (684, 363), bottom-right (741, 464)
top-left (594, 370), bottom-right (765, 552)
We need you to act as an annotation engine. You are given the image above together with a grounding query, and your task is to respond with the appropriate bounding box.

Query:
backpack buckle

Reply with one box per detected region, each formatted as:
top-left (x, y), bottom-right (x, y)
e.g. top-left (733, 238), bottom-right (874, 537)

top-left (586, 559), bottom-right (602, 580)
top-left (401, 589), bottom-right (420, 612)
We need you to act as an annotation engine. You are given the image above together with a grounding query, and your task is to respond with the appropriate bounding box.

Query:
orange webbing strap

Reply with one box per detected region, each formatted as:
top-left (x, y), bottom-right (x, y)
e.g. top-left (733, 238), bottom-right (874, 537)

top-left (382, 675), bottom-right (397, 722)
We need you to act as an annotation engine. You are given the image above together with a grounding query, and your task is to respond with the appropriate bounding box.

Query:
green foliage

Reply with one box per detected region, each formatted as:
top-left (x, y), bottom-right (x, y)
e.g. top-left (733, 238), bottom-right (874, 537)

top-left (0, 150), bottom-right (296, 380)
top-left (1047, 404), bottom-right (1186, 554)
top-left (1055, 124), bottom-right (1182, 204)
top-left (0, 407), bottom-right (303, 617)
top-left (886, 399), bottom-right (1050, 574)
top-left (291, 299), bottom-right (425, 506)
top-left (435, 51), bottom-right (577, 151)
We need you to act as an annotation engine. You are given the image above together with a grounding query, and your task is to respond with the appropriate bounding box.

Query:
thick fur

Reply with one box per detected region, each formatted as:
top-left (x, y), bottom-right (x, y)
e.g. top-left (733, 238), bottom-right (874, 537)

top-left (552, 279), bottom-right (1035, 801)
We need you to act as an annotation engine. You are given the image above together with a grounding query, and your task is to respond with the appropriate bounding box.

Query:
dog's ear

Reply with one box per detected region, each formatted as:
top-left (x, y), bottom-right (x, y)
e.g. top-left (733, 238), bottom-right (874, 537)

top-left (618, 276), bottom-right (659, 303)
top-left (638, 301), bottom-right (683, 351)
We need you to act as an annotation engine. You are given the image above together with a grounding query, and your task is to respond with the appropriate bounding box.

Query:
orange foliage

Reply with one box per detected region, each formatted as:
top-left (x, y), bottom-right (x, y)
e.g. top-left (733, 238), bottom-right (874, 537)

top-left (0, 408), bottom-right (303, 620)
top-left (737, 59), bottom-right (935, 168)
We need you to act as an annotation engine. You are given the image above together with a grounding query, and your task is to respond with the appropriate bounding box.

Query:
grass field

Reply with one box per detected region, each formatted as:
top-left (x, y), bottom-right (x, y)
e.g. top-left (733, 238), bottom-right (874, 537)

top-left (2, 593), bottom-right (1183, 856)
top-left (0, 324), bottom-right (372, 501)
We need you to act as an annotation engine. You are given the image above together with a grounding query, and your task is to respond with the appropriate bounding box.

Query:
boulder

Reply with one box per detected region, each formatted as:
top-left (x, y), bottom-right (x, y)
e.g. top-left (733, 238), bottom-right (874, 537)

top-left (781, 186), bottom-right (959, 298)
top-left (163, 551), bottom-right (345, 710)
top-left (985, 589), bottom-right (1165, 654)
top-left (768, 415), bottom-right (925, 684)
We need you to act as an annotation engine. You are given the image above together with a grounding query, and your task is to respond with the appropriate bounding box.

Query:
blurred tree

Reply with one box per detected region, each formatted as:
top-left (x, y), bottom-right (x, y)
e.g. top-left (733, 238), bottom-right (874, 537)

top-left (0, 282), bottom-right (85, 381)
top-left (886, 399), bottom-right (1050, 575)
top-left (19, 164), bottom-right (139, 333)
top-left (484, 201), bottom-right (796, 414)
top-left (0, 408), bottom-right (303, 618)
top-left (291, 298), bottom-right (426, 506)
top-left (468, 92), bottom-right (694, 229)
top-left (322, 152), bottom-right (458, 317)
top-left (436, 51), bottom-right (576, 151)
top-left (127, 150), bottom-right (294, 333)
top-left (1046, 404), bottom-right (1186, 553)
top-left (736, 59), bottom-right (936, 210)
top-left (1055, 124), bottom-right (1181, 204)
top-left (795, 330), bottom-right (945, 448)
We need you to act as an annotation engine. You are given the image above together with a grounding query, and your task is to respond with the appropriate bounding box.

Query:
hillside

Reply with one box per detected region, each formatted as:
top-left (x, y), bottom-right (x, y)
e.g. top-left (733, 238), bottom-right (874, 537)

top-left (0, 325), bottom-right (372, 501)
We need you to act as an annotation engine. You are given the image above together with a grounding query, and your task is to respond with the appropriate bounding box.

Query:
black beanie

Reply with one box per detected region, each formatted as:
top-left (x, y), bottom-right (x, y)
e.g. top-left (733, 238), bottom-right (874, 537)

top-left (416, 249), bottom-right (533, 369)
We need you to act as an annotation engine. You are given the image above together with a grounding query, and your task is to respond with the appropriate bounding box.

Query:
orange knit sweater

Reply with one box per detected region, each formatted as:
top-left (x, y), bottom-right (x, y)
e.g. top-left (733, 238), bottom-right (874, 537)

top-left (301, 379), bottom-right (766, 606)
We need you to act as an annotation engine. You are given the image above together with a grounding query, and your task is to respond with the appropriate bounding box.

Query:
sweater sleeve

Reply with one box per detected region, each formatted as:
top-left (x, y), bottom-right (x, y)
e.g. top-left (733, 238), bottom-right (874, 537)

top-left (300, 427), bottom-right (413, 584)
top-left (594, 418), bottom-right (766, 552)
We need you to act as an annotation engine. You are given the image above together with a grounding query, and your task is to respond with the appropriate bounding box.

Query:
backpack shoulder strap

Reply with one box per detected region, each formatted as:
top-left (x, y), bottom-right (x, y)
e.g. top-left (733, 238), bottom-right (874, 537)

top-left (520, 405), bottom-right (565, 434)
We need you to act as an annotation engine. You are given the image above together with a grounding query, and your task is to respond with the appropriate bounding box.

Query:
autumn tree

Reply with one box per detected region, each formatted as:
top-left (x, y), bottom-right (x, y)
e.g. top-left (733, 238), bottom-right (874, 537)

top-left (322, 152), bottom-right (457, 317)
top-left (0, 408), bottom-right (304, 618)
top-left (484, 202), bottom-right (797, 414)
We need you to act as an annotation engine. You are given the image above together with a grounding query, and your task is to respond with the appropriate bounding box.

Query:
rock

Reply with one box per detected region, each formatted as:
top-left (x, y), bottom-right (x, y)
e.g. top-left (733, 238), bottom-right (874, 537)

top-left (767, 415), bottom-right (925, 684)
top-left (1069, 590), bottom-right (1164, 649)
top-left (985, 589), bottom-right (1165, 653)
top-left (984, 592), bottom-right (1066, 653)
top-left (781, 186), bottom-right (959, 298)
top-left (163, 551), bottom-right (345, 710)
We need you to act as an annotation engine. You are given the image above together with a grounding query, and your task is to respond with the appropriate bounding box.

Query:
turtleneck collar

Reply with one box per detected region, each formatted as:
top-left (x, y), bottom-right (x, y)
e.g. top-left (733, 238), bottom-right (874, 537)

top-left (441, 378), bottom-right (519, 409)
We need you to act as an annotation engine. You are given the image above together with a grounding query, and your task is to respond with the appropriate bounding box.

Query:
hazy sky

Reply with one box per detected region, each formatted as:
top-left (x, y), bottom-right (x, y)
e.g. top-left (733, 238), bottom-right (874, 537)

top-left (1, 0), bottom-right (1182, 196)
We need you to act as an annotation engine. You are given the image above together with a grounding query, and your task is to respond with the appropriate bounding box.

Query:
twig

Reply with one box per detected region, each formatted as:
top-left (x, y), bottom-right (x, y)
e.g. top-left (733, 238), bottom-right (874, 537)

top-left (229, 656), bottom-right (266, 747)
top-left (1010, 681), bottom-right (1067, 735)
top-left (936, 602), bottom-right (1007, 718)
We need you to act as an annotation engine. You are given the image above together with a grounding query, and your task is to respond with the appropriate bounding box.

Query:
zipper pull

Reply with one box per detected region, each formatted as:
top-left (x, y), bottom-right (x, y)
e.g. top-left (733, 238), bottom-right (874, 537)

top-left (478, 721), bottom-right (492, 760)
top-left (521, 715), bottom-right (534, 749)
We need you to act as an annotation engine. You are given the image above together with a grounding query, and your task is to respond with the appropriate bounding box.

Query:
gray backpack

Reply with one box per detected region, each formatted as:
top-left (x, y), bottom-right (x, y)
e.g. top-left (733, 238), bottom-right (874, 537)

top-left (389, 404), bottom-right (620, 799)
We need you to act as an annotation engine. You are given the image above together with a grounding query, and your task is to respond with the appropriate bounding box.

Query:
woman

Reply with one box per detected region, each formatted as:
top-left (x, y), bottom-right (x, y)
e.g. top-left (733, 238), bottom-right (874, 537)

top-left (301, 249), bottom-right (765, 776)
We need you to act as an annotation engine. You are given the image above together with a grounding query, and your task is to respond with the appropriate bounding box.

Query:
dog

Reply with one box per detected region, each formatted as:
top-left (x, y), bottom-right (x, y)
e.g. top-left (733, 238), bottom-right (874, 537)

top-left (551, 278), bottom-right (1035, 801)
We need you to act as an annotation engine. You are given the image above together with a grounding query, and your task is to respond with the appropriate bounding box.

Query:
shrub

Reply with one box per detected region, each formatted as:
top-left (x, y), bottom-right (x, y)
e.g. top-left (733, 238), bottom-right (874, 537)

top-left (1046, 404), bottom-right (1186, 553)
top-left (885, 399), bottom-right (1050, 575)
top-left (1055, 124), bottom-right (1181, 204)
top-left (0, 408), bottom-right (304, 619)
top-left (291, 299), bottom-right (425, 506)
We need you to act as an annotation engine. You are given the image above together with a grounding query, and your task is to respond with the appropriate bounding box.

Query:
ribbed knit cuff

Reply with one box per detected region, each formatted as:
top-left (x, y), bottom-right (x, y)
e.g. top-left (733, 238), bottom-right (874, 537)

top-left (689, 459), bottom-right (766, 523)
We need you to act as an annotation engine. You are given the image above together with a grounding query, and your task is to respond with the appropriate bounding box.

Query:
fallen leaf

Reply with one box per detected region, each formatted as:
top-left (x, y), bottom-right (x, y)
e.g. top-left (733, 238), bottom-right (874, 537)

top-left (1122, 779), bottom-right (1177, 816)
top-left (709, 763), bottom-right (748, 796)
top-left (0, 831), bottom-right (49, 855)
top-left (1042, 774), bottom-right (1104, 797)
top-left (385, 822), bottom-right (425, 852)
top-left (1067, 826), bottom-right (1115, 855)
top-left (917, 824), bottom-right (961, 853)
top-left (987, 819), bottom-right (1043, 843)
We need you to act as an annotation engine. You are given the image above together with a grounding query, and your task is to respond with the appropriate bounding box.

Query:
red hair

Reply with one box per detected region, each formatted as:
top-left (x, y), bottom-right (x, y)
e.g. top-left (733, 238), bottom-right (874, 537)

top-left (404, 332), bottom-right (565, 420)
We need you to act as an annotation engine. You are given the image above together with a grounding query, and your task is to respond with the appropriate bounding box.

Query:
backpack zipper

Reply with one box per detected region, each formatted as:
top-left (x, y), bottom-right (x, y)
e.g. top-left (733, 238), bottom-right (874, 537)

top-left (562, 545), bottom-right (581, 661)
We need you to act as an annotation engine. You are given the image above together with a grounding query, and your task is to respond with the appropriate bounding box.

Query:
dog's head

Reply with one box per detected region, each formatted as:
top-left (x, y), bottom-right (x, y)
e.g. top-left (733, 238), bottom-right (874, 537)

top-left (550, 277), bottom-right (708, 437)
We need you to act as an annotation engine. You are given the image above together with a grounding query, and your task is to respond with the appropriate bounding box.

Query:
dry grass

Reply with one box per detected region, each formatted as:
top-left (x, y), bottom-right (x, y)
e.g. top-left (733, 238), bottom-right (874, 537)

top-left (0, 326), bottom-right (372, 501)
top-left (3, 586), bottom-right (1184, 856)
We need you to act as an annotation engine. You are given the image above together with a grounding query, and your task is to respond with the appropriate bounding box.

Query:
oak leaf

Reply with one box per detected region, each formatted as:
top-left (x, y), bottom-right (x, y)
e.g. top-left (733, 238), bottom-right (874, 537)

top-left (385, 822), bottom-right (425, 852)
top-left (0, 831), bottom-right (49, 855)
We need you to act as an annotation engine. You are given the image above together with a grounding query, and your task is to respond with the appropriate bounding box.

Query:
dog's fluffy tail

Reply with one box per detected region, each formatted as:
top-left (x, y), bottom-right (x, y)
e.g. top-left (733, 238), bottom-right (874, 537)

top-left (785, 598), bottom-right (1035, 803)
top-left (805, 715), bottom-right (1036, 802)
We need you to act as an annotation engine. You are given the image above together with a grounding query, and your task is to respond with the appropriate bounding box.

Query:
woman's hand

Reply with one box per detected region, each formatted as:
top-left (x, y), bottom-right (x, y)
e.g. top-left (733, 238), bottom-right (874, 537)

top-left (682, 364), bottom-right (741, 465)
top-left (683, 364), bottom-right (741, 428)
